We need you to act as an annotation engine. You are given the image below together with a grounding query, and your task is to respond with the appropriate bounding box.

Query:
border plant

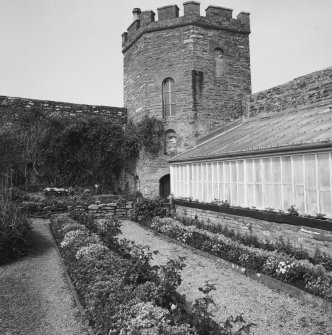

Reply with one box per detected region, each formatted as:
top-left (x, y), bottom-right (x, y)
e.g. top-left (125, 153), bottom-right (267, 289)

top-left (50, 213), bottom-right (256, 335)
top-left (0, 197), bottom-right (31, 264)
top-left (174, 214), bottom-right (332, 271)
top-left (141, 216), bottom-right (332, 302)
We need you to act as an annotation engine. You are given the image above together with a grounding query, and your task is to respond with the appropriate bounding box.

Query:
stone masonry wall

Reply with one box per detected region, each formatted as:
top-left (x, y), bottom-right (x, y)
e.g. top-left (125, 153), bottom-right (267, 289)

top-left (123, 3), bottom-right (251, 197)
top-left (176, 205), bottom-right (332, 258)
top-left (243, 67), bottom-right (332, 117)
top-left (0, 95), bottom-right (127, 125)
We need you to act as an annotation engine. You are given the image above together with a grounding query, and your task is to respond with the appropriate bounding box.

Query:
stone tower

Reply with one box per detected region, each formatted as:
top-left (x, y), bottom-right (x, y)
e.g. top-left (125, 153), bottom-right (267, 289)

top-left (122, 2), bottom-right (251, 197)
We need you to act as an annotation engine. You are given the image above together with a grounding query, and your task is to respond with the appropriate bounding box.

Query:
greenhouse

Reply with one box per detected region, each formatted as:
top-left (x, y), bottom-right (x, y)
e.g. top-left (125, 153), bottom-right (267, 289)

top-left (169, 106), bottom-right (332, 217)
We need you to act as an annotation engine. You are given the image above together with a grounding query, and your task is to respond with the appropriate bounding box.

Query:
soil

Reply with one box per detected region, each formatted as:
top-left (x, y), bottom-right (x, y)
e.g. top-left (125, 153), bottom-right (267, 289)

top-left (119, 219), bottom-right (332, 335)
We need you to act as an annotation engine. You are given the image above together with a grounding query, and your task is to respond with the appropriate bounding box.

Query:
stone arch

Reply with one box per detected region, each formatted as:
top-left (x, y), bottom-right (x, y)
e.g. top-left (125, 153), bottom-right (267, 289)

top-left (164, 129), bottom-right (177, 156)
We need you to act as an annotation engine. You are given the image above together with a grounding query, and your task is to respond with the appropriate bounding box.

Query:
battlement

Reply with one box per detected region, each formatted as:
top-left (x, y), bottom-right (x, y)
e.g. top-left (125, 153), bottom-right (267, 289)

top-left (122, 2), bottom-right (250, 52)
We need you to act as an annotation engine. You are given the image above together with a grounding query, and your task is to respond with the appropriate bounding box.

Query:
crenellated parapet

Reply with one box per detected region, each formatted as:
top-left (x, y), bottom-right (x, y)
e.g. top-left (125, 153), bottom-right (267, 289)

top-left (122, 2), bottom-right (250, 52)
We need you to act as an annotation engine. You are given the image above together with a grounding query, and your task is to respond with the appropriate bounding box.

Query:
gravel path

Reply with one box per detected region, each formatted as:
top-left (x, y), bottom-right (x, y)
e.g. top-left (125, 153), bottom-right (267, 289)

top-left (0, 218), bottom-right (91, 335)
top-left (119, 220), bottom-right (332, 335)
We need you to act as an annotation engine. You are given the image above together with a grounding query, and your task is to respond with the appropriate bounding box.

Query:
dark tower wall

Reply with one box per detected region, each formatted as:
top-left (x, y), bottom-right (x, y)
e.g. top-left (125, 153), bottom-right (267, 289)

top-left (122, 2), bottom-right (251, 197)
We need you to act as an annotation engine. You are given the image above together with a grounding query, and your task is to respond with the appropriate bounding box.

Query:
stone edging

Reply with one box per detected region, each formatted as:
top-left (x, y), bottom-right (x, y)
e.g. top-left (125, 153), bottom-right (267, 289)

top-left (45, 218), bottom-right (96, 335)
top-left (132, 221), bottom-right (332, 314)
top-left (174, 200), bottom-right (332, 232)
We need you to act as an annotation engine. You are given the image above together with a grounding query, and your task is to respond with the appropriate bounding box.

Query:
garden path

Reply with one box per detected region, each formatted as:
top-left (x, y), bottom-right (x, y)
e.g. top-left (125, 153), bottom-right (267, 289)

top-left (119, 219), bottom-right (332, 335)
top-left (0, 218), bottom-right (91, 335)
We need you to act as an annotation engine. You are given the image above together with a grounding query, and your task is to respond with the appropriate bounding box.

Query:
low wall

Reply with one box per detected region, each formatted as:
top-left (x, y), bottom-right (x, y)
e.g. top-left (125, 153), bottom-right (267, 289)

top-left (24, 200), bottom-right (134, 219)
top-left (86, 202), bottom-right (134, 218)
top-left (175, 204), bottom-right (332, 258)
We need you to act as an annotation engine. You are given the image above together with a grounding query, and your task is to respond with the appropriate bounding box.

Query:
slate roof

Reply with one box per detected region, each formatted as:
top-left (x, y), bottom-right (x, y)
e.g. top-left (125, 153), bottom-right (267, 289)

top-left (169, 106), bottom-right (332, 163)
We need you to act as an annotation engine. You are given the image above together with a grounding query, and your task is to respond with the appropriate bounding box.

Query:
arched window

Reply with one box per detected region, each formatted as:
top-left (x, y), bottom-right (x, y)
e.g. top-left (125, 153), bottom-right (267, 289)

top-left (162, 78), bottom-right (176, 117)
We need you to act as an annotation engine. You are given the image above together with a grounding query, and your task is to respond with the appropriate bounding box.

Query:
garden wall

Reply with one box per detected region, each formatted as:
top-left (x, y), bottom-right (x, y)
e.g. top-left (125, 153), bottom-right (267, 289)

top-left (243, 66), bottom-right (332, 117)
top-left (0, 95), bottom-right (127, 125)
top-left (175, 204), bottom-right (332, 258)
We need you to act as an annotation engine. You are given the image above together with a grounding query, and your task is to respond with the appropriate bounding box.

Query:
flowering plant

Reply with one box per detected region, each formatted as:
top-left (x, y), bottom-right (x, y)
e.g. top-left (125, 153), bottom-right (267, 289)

top-left (76, 243), bottom-right (109, 262)
top-left (60, 230), bottom-right (100, 251)
top-left (147, 216), bottom-right (332, 301)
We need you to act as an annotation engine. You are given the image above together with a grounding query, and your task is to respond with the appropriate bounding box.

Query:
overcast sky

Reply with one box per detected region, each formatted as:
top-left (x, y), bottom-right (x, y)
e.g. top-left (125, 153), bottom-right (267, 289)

top-left (0, 0), bottom-right (331, 107)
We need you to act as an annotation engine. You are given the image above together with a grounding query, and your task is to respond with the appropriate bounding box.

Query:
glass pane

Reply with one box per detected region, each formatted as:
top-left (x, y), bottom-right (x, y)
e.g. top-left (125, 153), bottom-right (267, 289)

top-left (246, 159), bottom-right (253, 183)
top-left (224, 162), bottom-right (230, 183)
top-left (255, 184), bottom-right (263, 208)
top-left (306, 190), bottom-right (318, 215)
top-left (272, 157), bottom-right (281, 184)
top-left (231, 161), bottom-right (237, 183)
top-left (317, 153), bottom-right (330, 189)
top-left (282, 156), bottom-right (292, 184)
top-left (164, 93), bottom-right (170, 104)
top-left (320, 191), bottom-right (332, 216)
top-left (218, 162), bottom-right (223, 186)
top-left (238, 160), bottom-right (244, 183)
top-left (254, 158), bottom-right (262, 183)
top-left (170, 92), bottom-right (176, 104)
top-left (294, 185), bottom-right (305, 213)
top-left (247, 184), bottom-right (254, 207)
top-left (263, 158), bottom-right (271, 183)
top-left (224, 183), bottom-right (230, 202)
top-left (164, 104), bottom-right (170, 117)
top-left (163, 80), bottom-right (168, 91)
top-left (231, 184), bottom-right (238, 205)
top-left (207, 163), bottom-right (212, 182)
top-left (282, 185), bottom-right (293, 210)
top-left (169, 104), bottom-right (176, 116)
top-left (238, 185), bottom-right (245, 206)
top-left (305, 154), bottom-right (316, 190)
top-left (293, 155), bottom-right (304, 186)
top-left (272, 185), bottom-right (282, 209)
top-left (169, 79), bottom-right (175, 91)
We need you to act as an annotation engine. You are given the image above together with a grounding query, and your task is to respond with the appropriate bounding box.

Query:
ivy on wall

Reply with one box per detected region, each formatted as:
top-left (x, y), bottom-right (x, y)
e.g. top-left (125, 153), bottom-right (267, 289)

top-left (0, 108), bottom-right (164, 189)
top-left (126, 115), bottom-right (165, 155)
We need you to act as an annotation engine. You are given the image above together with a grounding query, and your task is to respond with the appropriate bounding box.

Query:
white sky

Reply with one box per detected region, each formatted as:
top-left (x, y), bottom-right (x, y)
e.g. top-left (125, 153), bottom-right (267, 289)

top-left (0, 0), bottom-right (331, 107)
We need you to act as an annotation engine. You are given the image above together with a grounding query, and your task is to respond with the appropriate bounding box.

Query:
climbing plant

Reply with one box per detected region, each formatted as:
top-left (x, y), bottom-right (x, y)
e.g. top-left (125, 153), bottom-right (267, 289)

top-left (126, 115), bottom-right (164, 155)
top-left (0, 108), bottom-right (165, 189)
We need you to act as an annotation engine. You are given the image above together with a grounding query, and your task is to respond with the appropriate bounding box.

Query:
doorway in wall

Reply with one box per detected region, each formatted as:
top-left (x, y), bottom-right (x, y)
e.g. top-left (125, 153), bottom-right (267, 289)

top-left (159, 174), bottom-right (170, 199)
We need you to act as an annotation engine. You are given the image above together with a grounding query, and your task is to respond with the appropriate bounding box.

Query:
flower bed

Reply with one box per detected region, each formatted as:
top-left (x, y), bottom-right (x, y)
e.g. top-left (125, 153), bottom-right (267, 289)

top-left (142, 216), bottom-right (332, 303)
top-left (50, 213), bottom-right (255, 335)
top-left (174, 214), bottom-right (332, 272)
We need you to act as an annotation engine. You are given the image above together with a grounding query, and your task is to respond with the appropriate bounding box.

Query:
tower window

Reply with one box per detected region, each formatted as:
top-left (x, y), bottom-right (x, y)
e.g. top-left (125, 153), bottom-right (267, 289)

top-left (214, 48), bottom-right (224, 77)
top-left (162, 78), bottom-right (176, 117)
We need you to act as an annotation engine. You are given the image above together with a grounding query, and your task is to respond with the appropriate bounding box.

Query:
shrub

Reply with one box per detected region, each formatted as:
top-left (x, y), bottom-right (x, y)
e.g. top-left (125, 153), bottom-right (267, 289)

top-left (60, 230), bottom-right (101, 257)
top-left (0, 197), bottom-right (31, 264)
top-left (76, 243), bottom-right (110, 262)
top-left (110, 300), bottom-right (195, 335)
top-left (133, 198), bottom-right (173, 225)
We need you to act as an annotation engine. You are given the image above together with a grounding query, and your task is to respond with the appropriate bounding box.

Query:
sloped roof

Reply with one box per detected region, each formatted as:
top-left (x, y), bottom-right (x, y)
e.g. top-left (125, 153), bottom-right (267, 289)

top-left (169, 106), bottom-right (332, 163)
